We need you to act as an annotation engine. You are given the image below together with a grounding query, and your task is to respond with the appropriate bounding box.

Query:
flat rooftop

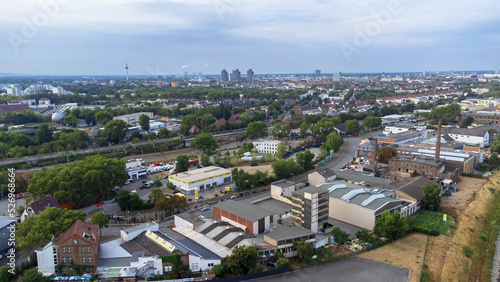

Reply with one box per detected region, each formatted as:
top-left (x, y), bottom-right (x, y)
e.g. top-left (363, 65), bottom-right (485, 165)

top-left (214, 200), bottom-right (275, 222)
top-left (292, 185), bottom-right (330, 197)
top-left (264, 225), bottom-right (314, 241)
top-left (169, 166), bottom-right (231, 184)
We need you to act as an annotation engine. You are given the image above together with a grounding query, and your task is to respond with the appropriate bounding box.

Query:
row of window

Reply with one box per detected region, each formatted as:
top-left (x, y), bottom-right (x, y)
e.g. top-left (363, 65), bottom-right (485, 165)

top-left (61, 256), bottom-right (93, 263)
top-left (62, 247), bottom-right (91, 253)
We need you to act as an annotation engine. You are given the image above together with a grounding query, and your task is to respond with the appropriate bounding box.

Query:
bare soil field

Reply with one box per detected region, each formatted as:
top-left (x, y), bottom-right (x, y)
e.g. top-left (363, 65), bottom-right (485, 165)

top-left (424, 173), bottom-right (500, 281)
top-left (358, 233), bottom-right (428, 282)
top-left (441, 176), bottom-right (487, 211)
top-left (239, 164), bottom-right (272, 175)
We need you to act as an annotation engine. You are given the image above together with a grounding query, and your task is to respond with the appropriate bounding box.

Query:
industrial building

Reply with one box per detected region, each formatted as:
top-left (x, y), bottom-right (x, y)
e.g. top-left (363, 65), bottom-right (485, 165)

top-left (263, 225), bottom-right (316, 258)
top-left (213, 200), bottom-right (277, 235)
top-left (114, 112), bottom-right (154, 125)
top-left (125, 159), bottom-right (147, 181)
top-left (252, 140), bottom-right (282, 154)
top-left (328, 186), bottom-right (403, 230)
top-left (168, 166), bottom-right (232, 194)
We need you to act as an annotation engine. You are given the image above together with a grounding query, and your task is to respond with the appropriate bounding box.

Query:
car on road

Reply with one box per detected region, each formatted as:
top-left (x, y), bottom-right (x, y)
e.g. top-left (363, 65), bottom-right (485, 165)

top-left (220, 190), bottom-right (226, 194)
top-left (200, 207), bottom-right (210, 212)
top-left (230, 195), bottom-right (237, 199)
top-left (250, 163), bottom-right (258, 166)
top-left (131, 190), bottom-right (137, 194)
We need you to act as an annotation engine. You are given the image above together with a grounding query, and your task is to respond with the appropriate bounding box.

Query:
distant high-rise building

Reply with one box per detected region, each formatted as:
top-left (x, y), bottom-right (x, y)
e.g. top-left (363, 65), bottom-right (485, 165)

top-left (314, 70), bottom-right (321, 77)
top-left (247, 69), bottom-right (254, 82)
top-left (231, 69), bottom-right (241, 81)
top-left (171, 81), bottom-right (180, 88)
top-left (221, 69), bottom-right (229, 83)
top-left (332, 72), bottom-right (341, 82)
top-left (423, 70), bottom-right (427, 77)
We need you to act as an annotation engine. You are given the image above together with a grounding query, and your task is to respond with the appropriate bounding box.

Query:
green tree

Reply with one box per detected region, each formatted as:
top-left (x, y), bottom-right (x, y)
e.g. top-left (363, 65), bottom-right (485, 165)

top-left (27, 155), bottom-right (128, 208)
top-left (18, 267), bottom-right (44, 282)
top-left (299, 122), bottom-right (309, 138)
top-left (430, 104), bottom-right (461, 123)
top-left (332, 227), bottom-right (349, 245)
top-left (325, 131), bottom-right (343, 152)
top-left (149, 188), bottom-right (163, 204)
top-left (225, 245), bottom-right (258, 276)
top-left (295, 149), bottom-right (315, 171)
top-left (155, 179), bottom-right (163, 188)
top-left (175, 155), bottom-right (189, 173)
top-left (245, 121), bottom-right (268, 140)
top-left (211, 263), bottom-right (229, 278)
top-left (345, 119), bottom-right (360, 135)
top-left (362, 116), bottom-right (382, 129)
top-left (213, 151), bottom-right (222, 165)
top-left (489, 153), bottom-right (500, 169)
top-left (139, 114), bottom-right (150, 131)
top-left (35, 123), bottom-right (52, 145)
top-left (478, 163), bottom-right (490, 172)
top-left (129, 193), bottom-right (144, 211)
top-left (64, 114), bottom-right (77, 127)
top-left (463, 116), bottom-right (474, 126)
top-left (190, 132), bottom-right (219, 155)
top-left (90, 211), bottom-right (109, 236)
top-left (275, 257), bottom-right (292, 270)
top-left (201, 153), bottom-right (212, 166)
top-left (116, 189), bottom-right (132, 211)
top-left (377, 146), bottom-right (397, 164)
top-left (276, 143), bottom-right (287, 159)
top-left (422, 183), bottom-right (442, 211)
top-left (102, 119), bottom-right (128, 144)
top-left (293, 239), bottom-right (314, 263)
top-left (271, 159), bottom-right (296, 179)
top-left (0, 266), bottom-right (15, 281)
top-left (374, 210), bottom-right (409, 241)
top-left (95, 110), bottom-right (113, 125)
top-left (15, 207), bottom-right (86, 256)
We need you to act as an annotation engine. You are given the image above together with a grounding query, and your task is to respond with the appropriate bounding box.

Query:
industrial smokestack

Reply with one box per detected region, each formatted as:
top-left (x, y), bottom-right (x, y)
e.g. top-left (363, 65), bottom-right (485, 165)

top-left (435, 119), bottom-right (442, 162)
top-left (373, 138), bottom-right (378, 175)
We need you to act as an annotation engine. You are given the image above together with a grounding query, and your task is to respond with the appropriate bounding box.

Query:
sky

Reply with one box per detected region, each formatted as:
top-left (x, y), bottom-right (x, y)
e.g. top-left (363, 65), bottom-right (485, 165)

top-left (1, 0), bottom-right (499, 76)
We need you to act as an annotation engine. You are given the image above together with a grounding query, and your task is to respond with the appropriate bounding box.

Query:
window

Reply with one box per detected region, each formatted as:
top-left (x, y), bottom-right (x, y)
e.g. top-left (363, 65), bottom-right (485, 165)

top-left (68, 257), bottom-right (72, 263)
top-left (82, 247), bottom-right (86, 252)
top-left (67, 247), bottom-right (71, 253)
top-left (81, 257), bottom-right (86, 263)
top-left (88, 257), bottom-right (92, 263)
top-left (62, 257), bottom-right (67, 263)
top-left (87, 247), bottom-right (91, 253)
top-left (208, 263), bottom-right (214, 267)
top-left (62, 247), bottom-right (66, 253)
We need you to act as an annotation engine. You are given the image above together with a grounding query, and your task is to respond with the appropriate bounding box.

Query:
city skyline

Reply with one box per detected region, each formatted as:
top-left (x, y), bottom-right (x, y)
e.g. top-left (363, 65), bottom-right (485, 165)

top-left (1, 0), bottom-right (499, 75)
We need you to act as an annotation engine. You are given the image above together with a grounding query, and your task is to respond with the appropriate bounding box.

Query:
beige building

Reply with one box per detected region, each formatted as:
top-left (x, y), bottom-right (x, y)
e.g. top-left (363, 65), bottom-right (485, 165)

top-left (263, 225), bottom-right (315, 258)
top-left (308, 167), bottom-right (336, 187)
top-left (292, 184), bottom-right (331, 233)
top-left (271, 179), bottom-right (295, 198)
top-left (114, 112), bottom-right (154, 125)
top-left (329, 187), bottom-right (402, 230)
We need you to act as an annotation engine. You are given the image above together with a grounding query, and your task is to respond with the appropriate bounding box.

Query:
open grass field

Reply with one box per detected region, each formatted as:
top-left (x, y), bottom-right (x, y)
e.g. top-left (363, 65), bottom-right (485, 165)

top-left (358, 233), bottom-right (429, 282)
top-left (410, 210), bottom-right (454, 236)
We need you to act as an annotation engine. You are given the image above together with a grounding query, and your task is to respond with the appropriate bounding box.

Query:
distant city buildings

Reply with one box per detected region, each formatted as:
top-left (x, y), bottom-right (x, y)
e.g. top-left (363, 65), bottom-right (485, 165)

top-left (221, 69), bottom-right (229, 83)
top-left (314, 70), bottom-right (321, 77)
top-left (247, 69), bottom-right (254, 82)
top-left (231, 69), bottom-right (241, 81)
top-left (332, 72), bottom-right (341, 82)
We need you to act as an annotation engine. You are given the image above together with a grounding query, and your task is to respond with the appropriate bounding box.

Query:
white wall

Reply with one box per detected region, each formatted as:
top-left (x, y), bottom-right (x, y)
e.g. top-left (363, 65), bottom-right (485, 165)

top-left (121, 222), bottom-right (159, 241)
top-left (189, 255), bottom-right (220, 271)
top-left (329, 198), bottom-right (376, 230)
top-left (130, 256), bottom-right (163, 275)
top-left (174, 215), bottom-right (194, 229)
top-left (36, 243), bottom-right (56, 276)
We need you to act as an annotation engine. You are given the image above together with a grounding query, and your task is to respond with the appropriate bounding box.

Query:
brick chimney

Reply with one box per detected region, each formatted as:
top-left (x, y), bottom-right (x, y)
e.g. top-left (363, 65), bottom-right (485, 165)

top-left (435, 119), bottom-right (442, 162)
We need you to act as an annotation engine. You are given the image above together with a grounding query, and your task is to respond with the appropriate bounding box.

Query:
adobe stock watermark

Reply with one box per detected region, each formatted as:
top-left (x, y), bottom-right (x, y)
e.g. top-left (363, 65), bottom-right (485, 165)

top-left (6, 168), bottom-right (17, 275)
top-left (339, 0), bottom-right (403, 63)
top-left (8, 0), bottom-right (68, 54)
top-left (213, 0), bottom-right (243, 21)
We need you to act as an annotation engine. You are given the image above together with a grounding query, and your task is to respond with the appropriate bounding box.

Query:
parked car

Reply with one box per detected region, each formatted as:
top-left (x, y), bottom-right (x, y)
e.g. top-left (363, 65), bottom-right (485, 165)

top-left (250, 163), bottom-right (258, 167)
top-left (131, 190), bottom-right (137, 194)
top-left (230, 195), bottom-right (237, 199)
top-left (200, 207), bottom-right (210, 212)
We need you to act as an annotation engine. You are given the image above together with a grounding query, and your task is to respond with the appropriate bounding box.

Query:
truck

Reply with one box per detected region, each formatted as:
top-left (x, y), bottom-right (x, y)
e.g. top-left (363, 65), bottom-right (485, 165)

top-left (188, 159), bottom-right (199, 166)
top-left (223, 187), bottom-right (232, 192)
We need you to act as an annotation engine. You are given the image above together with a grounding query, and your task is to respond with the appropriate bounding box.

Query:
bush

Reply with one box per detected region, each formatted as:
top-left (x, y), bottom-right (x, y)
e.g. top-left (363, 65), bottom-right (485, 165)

top-left (480, 233), bottom-right (488, 241)
top-left (462, 246), bottom-right (473, 258)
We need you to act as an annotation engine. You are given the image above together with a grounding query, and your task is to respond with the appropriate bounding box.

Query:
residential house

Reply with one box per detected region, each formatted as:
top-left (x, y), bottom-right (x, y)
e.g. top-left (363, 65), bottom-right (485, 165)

top-left (308, 167), bottom-right (337, 187)
top-left (21, 195), bottom-right (61, 222)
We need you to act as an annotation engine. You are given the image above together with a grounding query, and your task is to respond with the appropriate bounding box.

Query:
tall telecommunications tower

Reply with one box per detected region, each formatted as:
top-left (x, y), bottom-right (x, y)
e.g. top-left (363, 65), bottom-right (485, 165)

top-left (125, 60), bottom-right (129, 81)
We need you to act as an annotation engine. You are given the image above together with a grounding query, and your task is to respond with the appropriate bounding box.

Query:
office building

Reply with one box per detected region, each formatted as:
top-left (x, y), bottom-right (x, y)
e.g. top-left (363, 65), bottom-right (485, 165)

top-left (252, 140), bottom-right (281, 154)
top-left (247, 69), bottom-right (254, 82)
top-left (292, 184), bottom-right (331, 233)
top-left (314, 70), bottom-right (321, 77)
top-left (263, 225), bottom-right (315, 258)
top-left (332, 72), bottom-right (341, 82)
top-left (221, 69), bottom-right (229, 83)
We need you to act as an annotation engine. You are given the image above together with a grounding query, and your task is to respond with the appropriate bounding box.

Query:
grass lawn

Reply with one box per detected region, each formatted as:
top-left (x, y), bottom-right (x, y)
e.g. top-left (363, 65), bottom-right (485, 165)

top-left (410, 210), bottom-right (454, 235)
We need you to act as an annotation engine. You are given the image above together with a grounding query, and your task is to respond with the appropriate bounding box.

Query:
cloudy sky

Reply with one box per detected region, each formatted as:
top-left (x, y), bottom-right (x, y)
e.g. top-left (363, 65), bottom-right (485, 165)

top-left (1, 0), bottom-right (499, 75)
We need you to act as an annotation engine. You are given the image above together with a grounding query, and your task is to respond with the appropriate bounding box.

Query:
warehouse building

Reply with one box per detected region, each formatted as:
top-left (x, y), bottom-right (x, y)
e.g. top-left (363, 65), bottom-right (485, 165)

top-left (263, 225), bottom-right (315, 258)
top-left (213, 200), bottom-right (277, 235)
top-left (168, 166), bottom-right (232, 194)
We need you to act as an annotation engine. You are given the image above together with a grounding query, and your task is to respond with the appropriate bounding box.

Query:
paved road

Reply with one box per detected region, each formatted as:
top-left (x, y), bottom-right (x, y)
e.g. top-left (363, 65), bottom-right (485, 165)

top-left (252, 257), bottom-right (409, 282)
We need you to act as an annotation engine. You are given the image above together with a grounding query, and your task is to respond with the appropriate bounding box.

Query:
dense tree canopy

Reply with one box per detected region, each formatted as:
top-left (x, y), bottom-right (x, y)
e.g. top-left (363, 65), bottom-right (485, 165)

top-left (175, 155), bottom-right (189, 173)
top-left (377, 146), bottom-right (397, 164)
top-left (27, 155), bottom-right (128, 208)
top-left (245, 121), bottom-right (268, 140)
top-left (271, 159), bottom-right (297, 179)
top-left (190, 132), bottom-right (219, 155)
top-left (102, 119), bottom-right (128, 144)
top-left (421, 183), bottom-right (441, 211)
top-left (139, 114), bottom-right (150, 131)
top-left (15, 207), bottom-right (86, 256)
top-left (374, 210), bottom-right (409, 241)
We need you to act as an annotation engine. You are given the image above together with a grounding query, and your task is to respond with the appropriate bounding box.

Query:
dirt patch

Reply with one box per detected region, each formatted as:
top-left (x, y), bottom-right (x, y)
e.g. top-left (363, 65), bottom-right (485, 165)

top-left (423, 173), bottom-right (500, 281)
top-left (239, 164), bottom-right (272, 175)
top-left (358, 233), bottom-right (428, 282)
top-left (441, 176), bottom-right (487, 212)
